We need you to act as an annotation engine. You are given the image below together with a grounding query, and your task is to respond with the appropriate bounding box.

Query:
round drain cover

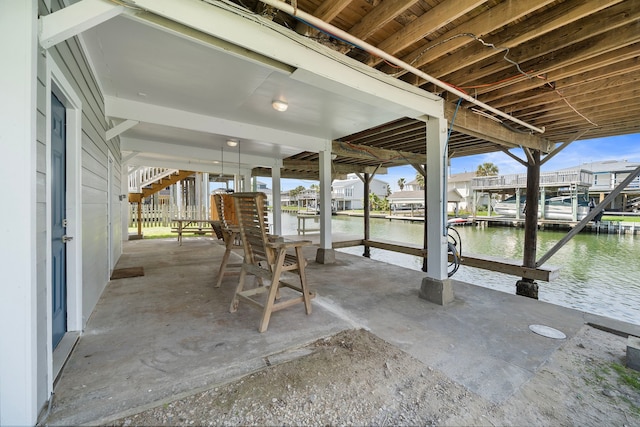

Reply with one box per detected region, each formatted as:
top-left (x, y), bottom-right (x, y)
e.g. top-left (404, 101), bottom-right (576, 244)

top-left (529, 324), bottom-right (566, 339)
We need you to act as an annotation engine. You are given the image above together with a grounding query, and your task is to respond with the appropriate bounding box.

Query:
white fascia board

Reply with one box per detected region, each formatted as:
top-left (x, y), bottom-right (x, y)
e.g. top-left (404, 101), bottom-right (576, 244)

top-left (127, 154), bottom-right (223, 174)
top-left (39, 0), bottom-right (124, 49)
top-left (290, 68), bottom-right (442, 120)
top-left (121, 138), bottom-right (283, 169)
top-left (124, 0), bottom-right (443, 119)
top-left (106, 96), bottom-right (330, 153)
top-left (127, 153), bottom-right (249, 175)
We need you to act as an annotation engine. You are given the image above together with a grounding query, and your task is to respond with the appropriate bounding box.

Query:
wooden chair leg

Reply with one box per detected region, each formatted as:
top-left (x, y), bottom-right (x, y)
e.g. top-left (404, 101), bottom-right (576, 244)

top-left (230, 266), bottom-right (248, 313)
top-left (295, 246), bottom-right (312, 315)
top-left (215, 241), bottom-right (233, 288)
top-left (258, 249), bottom-right (286, 333)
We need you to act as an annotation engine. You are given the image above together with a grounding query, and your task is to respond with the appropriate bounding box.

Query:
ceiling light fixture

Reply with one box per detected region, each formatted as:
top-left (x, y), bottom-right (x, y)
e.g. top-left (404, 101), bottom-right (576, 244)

top-left (272, 100), bottom-right (288, 112)
top-left (226, 139), bottom-right (238, 147)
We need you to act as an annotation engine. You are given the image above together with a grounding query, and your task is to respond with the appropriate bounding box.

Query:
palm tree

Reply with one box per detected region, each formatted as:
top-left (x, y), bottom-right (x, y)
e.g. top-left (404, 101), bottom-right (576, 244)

top-left (415, 172), bottom-right (425, 190)
top-left (289, 185), bottom-right (306, 199)
top-left (476, 162), bottom-right (499, 176)
top-left (397, 178), bottom-right (406, 191)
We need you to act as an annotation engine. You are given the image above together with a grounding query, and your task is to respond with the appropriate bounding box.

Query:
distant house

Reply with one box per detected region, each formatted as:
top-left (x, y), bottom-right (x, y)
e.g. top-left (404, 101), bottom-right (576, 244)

top-left (332, 174), bottom-right (389, 210)
top-left (389, 172), bottom-right (476, 213)
top-left (447, 172), bottom-right (477, 211)
top-left (575, 160), bottom-right (640, 211)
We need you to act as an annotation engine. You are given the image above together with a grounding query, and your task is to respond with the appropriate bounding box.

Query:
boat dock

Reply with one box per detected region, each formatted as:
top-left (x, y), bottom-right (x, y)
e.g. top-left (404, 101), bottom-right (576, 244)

top-left (473, 216), bottom-right (640, 235)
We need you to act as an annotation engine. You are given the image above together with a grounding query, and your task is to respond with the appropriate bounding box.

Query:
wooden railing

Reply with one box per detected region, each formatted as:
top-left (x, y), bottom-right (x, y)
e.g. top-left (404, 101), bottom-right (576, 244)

top-left (128, 167), bottom-right (179, 193)
top-left (128, 205), bottom-right (209, 228)
top-left (471, 169), bottom-right (593, 190)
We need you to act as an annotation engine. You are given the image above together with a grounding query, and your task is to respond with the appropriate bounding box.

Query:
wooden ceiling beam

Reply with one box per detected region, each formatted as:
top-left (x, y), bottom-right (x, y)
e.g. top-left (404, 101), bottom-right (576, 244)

top-left (475, 26), bottom-right (640, 106)
top-left (539, 103), bottom-right (640, 132)
top-left (438, 2), bottom-right (639, 91)
top-left (332, 140), bottom-right (424, 165)
top-left (252, 167), bottom-right (320, 180)
top-left (415, 0), bottom-right (618, 85)
top-left (444, 103), bottom-right (553, 153)
top-left (349, 0), bottom-right (419, 41)
top-left (491, 57), bottom-right (640, 111)
top-left (283, 159), bottom-right (388, 175)
top-left (500, 71), bottom-right (640, 116)
top-left (380, 0), bottom-right (555, 76)
top-left (474, 40), bottom-right (640, 108)
top-left (516, 84), bottom-right (640, 122)
top-left (312, 0), bottom-right (352, 21)
top-left (367, 0), bottom-right (487, 67)
top-left (295, 0), bottom-right (352, 36)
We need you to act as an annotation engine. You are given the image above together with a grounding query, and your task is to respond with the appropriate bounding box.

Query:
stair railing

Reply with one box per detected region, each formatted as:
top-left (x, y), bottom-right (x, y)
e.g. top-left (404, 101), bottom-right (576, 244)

top-left (128, 167), bottom-right (179, 192)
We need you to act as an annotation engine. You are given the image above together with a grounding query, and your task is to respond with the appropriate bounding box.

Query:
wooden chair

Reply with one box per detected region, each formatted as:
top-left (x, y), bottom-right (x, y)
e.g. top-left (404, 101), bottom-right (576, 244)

top-left (213, 193), bottom-right (243, 288)
top-left (230, 192), bottom-right (314, 332)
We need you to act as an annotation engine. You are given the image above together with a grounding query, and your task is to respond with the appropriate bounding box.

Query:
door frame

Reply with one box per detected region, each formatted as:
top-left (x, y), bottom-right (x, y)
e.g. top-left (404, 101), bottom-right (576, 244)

top-left (107, 150), bottom-right (115, 276)
top-left (45, 54), bottom-right (83, 392)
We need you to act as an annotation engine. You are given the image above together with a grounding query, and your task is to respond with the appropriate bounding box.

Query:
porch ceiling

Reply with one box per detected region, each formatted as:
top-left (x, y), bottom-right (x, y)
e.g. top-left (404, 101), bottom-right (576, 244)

top-left (75, 0), bottom-right (639, 178)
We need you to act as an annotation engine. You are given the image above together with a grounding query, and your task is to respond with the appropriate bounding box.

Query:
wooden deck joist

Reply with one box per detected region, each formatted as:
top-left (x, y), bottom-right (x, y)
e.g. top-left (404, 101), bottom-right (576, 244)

top-left (361, 239), bottom-right (560, 282)
top-left (459, 253), bottom-right (560, 282)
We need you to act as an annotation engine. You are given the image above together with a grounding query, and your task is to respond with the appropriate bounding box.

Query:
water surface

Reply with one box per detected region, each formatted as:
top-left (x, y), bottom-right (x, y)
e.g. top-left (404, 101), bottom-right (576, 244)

top-left (278, 213), bottom-right (640, 325)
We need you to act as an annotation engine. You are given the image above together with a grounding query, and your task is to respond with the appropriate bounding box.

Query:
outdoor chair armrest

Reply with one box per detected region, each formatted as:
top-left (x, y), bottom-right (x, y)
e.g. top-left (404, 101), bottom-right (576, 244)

top-left (266, 239), bottom-right (312, 249)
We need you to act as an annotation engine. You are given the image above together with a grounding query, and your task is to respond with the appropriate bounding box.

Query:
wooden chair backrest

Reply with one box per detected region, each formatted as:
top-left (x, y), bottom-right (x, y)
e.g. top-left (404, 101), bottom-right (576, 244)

top-left (231, 192), bottom-right (272, 266)
top-left (212, 193), bottom-right (238, 228)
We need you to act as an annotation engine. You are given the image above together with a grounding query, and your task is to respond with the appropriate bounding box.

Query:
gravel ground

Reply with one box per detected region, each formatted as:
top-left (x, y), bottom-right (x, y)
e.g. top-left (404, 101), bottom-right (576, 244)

top-left (105, 327), bottom-right (640, 426)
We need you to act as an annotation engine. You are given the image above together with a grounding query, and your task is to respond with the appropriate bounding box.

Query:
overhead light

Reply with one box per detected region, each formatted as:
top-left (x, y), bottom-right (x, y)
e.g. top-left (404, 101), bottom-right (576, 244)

top-left (272, 100), bottom-right (288, 112)
top-left (226, 139), bottom-right (238, 147)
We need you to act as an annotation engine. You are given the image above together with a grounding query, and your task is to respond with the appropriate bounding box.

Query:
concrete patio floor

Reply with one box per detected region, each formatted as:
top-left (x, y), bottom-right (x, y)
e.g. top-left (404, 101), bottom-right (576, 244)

top-left (44, 236), bottom-right (640, 425)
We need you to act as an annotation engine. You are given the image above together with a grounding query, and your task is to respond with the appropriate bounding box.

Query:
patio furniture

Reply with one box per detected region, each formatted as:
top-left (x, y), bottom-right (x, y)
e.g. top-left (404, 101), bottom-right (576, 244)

top-left (230, 192), bottom-right (314, 332)
top-left (172, 219), bottom-right (219, 245)
top-left (213, 193), bottom-right (243, 288)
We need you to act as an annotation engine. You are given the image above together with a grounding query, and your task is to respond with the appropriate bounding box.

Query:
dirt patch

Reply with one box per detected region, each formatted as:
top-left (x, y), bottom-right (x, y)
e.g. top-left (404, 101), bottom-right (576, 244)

top-left (107, 327), bottom-right (639, 426)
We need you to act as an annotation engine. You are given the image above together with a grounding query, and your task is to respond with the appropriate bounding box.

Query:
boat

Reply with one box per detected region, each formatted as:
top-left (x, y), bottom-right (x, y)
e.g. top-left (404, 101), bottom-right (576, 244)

top-left (493, 194), bottom-right (590, 220)
top-left (447, 217), bottom-right (471, 225)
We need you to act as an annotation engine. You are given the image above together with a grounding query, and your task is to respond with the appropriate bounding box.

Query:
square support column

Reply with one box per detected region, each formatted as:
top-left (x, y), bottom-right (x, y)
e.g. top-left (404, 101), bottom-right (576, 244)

top-left (419, 116), bottom-right (453, 305)
top-left (0, 1), bottom-right (39, 425)
top-left (242, 170), bottom-right (252, 193)
top-left (316, 149), bottom-right (335, 264)
top-left (271, 166), bottom-right (282, 236)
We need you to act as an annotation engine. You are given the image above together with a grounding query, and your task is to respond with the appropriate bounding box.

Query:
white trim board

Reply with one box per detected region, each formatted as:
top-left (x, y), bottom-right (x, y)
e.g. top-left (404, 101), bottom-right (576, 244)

top-left (46, 52), bottom-right (84, 395)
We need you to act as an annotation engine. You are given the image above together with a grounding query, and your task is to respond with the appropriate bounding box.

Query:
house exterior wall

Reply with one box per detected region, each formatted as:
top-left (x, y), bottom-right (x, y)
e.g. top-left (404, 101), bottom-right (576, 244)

top-left (1, 2), bottom-right (40, 424)
top-left (4, 1), bottom-right (125, 421)
top-left (332, 175), bottom-right (389, 210)
top-left (46, 0), bottom-right (122, 321)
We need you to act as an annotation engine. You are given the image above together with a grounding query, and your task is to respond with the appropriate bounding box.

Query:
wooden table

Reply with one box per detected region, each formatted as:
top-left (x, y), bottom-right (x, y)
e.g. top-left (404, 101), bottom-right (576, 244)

top-left (297, 214), bottom-right (320, 235)
top-left (173, 219), bottom-right (218, 245)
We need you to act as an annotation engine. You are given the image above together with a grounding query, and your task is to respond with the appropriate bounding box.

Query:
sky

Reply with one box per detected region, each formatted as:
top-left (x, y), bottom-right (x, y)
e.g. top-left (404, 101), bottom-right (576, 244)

top-left (274, 133), bottom-right (640, 192)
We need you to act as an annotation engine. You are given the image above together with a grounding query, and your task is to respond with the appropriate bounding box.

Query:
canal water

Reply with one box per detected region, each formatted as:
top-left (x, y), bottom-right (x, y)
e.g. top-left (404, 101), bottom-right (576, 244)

top-left (279, 213), bottom-right (640, 325)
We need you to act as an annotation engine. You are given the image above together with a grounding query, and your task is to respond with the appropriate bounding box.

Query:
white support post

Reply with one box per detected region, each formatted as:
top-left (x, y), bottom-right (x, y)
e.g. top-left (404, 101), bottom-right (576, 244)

top-left (203, 172), bottom-right (210, 218)
top-left (316, 149), bottom-right (335, 264)
top-left (121, 163), bottom-right (129, 238)
top-left (0, 2), bottom-right (39, 425)
top-left (420, 116), bottom-right (453, 305)
top-left (242, 170), bottom-right (252, 193)
top-left (176, 180), bottom-right (183, 218)
top-left (272, 167), bottom-right (282, 236)
top-left (195, 172), bottom-right (203, 218)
